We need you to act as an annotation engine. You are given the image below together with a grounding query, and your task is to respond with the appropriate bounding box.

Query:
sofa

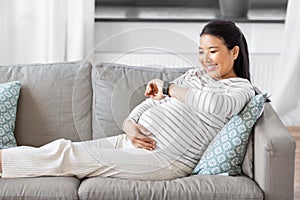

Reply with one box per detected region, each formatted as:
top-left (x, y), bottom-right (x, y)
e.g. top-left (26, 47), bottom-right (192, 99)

top-left (0, 60), bottom-right (296, 200)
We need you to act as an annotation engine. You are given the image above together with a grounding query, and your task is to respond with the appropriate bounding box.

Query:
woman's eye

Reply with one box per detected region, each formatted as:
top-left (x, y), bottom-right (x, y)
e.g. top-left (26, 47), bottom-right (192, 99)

top-left (199, 51), bottom-right (204, 54)
top-left (210, 51), bottom-right (217, 54)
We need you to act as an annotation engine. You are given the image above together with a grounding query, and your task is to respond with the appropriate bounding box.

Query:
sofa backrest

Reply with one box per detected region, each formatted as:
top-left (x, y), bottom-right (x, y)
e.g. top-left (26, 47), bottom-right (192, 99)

top-left (0, 61), bottom-right (92, 146)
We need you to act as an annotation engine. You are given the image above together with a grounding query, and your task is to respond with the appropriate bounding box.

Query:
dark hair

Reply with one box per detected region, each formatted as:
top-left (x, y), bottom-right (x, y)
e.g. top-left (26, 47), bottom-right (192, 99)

top-left (200, 20), bottom-right (251, 82)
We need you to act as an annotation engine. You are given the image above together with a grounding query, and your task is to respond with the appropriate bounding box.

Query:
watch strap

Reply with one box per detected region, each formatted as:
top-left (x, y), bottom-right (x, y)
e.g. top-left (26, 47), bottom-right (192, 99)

top-left (162, 81), bottom-right (169, 96)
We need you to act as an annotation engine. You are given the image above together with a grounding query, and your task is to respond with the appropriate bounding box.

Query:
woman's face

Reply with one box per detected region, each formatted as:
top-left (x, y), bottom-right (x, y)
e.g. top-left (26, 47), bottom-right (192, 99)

top-left (199, 34), bottom-right (239, 79)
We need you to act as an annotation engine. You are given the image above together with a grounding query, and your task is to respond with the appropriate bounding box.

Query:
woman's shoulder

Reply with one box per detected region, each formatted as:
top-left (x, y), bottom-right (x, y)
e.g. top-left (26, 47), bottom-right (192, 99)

top-left (222, 77), bottom-right (255, 95)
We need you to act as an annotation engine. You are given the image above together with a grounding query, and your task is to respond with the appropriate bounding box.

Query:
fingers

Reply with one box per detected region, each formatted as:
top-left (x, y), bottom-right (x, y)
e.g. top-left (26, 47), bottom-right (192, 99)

top-left (145, 82), bottom-right (158, 97)
top-left (145, 80), bottom-right (165, 100)
top-left (131, 137), bottom-right (156, 151)
top-left (144, 82), bottom-right (152, 96)
top-left (124, 118), bottom-right (156, 151)
top-left (150, 82), bottom-right (159, 94)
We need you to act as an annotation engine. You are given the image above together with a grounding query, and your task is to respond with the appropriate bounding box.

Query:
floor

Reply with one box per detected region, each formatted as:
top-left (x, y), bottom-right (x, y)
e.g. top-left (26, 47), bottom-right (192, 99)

top-left (288, 127), bottom-right (300, 200)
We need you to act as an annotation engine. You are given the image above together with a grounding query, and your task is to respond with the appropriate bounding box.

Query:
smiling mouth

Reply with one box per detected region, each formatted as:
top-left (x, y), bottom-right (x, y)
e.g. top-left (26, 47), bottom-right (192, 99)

top-left (205, 64), bottom-right (218, 72)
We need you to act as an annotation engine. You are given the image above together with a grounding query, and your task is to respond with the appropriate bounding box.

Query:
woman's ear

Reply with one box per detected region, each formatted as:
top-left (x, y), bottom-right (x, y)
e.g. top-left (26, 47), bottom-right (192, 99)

top-left (232, 46), bottom-right (240, 60)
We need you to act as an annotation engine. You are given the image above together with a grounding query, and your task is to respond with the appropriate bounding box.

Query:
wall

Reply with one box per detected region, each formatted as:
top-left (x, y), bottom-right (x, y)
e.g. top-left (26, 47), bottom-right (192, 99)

top-left (94, 21), bottom-right (284, 96)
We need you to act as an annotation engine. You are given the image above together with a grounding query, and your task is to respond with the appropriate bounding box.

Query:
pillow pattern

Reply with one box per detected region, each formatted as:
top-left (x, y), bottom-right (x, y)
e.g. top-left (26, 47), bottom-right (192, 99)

top-left (192, 93), bottom-right (267, 176)
top-left (0, 81), bottom-right (21, 149)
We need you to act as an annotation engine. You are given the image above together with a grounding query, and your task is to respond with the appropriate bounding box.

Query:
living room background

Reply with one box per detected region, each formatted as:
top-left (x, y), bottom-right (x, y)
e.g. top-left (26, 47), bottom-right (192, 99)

top-left (0, 0), bottom-right (299, 126)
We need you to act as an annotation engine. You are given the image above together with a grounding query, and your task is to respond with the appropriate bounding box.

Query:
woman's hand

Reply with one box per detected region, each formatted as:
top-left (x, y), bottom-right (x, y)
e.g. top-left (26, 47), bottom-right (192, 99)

top-left (144, 79), bottom-right (164, 100)
top-left (122, 118), bottom-right (156, 151)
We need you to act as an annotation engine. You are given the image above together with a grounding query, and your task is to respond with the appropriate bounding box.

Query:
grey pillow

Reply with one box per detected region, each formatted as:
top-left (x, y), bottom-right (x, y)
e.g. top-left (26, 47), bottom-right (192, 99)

top-left (92, 63), bottom-right (192, 139)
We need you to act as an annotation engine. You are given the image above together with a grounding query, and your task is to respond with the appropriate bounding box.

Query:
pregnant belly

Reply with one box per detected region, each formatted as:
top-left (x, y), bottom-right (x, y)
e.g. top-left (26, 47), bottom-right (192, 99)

top-left (138, 100), bottom-right (198, 152)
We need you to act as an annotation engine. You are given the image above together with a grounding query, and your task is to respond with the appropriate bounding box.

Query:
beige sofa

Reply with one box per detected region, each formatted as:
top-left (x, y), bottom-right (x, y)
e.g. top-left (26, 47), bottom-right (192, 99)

top-left (0, 61), bottom-right (296, 200)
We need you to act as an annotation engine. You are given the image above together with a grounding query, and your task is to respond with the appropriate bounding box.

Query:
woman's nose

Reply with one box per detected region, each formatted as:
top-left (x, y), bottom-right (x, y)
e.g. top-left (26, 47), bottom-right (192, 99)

top-left (204, 53), bottom-right (212, 62)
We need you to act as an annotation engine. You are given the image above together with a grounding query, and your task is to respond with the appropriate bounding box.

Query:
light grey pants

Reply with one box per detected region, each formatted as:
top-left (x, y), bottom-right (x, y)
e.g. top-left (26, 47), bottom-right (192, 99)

top-left (1, 135), bottom-right (191, 180)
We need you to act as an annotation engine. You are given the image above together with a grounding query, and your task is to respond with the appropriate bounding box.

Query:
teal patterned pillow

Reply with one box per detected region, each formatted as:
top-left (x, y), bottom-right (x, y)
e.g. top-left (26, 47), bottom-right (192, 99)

top-left (192, 93), bottom-right (267, 176)
top-left (0, 81), bottom-right (21, 149)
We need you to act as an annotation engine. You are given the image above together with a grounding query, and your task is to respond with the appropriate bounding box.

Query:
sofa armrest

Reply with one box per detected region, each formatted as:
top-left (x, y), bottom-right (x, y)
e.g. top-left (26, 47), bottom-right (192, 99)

top-left (253, 103), bottom-right (296, 200)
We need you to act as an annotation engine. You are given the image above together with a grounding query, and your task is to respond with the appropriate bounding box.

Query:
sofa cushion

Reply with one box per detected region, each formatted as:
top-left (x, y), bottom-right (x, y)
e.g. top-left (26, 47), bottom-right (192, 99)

top-left (0, 61), bottom-right (92, 146)
top-left (192, 93), bottom-right (267, 176)
top-left (0, 176), bottom-right (80, 200)
top-left (91, 63), bottom-right (192, 139)
top-left (78, 175), bottom-right (263, 200)
top-left (0, 81), bottom-right (21, 149)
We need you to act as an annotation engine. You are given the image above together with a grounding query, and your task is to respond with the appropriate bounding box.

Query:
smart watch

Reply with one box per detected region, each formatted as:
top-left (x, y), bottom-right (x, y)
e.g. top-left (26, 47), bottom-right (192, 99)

top-left (162, 81), bottom-right (170, 96)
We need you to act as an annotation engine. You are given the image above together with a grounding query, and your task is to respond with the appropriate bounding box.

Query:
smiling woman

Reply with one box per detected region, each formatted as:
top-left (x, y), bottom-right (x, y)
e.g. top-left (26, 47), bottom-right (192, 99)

top-left (198, 20), bottom-right (250, 81)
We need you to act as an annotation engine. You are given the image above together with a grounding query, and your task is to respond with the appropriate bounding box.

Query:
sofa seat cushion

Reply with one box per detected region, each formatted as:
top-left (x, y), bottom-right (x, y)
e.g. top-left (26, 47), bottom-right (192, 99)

top-left (78, 175), bottom-right (263, 200)
top-left (0, 176), bottom-right (80, 200)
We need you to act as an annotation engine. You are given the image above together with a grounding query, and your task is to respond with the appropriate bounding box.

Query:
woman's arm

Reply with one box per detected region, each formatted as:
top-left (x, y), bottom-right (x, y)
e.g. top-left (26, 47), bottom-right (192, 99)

top-left (147, 78), bottom-right (255, 116)
top-left (168, 83), bottom-right (188, 102)
top-left (144, 69), bottom-right (196, 101)
top-left (185, 80), bottom-right (255, 116)
top-left (145, 79), bottom-right (189, 101)
top-left (123, 99), bottom-right (157, 150)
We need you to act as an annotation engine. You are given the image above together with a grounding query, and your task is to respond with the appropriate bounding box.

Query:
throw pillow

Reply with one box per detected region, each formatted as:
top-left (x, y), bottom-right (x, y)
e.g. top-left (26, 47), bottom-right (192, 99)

top-left (192, 93), bottom-right (267, 176)
top-left (0, 81), bottom-right (21, 149)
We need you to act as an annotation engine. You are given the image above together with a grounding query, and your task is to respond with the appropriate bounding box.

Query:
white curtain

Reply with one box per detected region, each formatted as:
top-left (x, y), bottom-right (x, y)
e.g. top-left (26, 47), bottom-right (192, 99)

top-left (272, 0), bottom-right (300, 126)
top-left (0, 0), bottom-right (95, 65)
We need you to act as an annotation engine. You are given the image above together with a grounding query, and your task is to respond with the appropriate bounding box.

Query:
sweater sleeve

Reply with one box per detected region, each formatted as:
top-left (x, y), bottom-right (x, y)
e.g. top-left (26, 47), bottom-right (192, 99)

top-left (185, 79), bottom-right (255, 117)
top-left (128, 97), bottom-right (169, 123)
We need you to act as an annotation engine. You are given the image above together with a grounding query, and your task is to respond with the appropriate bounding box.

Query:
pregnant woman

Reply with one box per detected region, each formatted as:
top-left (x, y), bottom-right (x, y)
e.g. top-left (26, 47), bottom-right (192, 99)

top-left (0, 19), bottom-right (254, 180)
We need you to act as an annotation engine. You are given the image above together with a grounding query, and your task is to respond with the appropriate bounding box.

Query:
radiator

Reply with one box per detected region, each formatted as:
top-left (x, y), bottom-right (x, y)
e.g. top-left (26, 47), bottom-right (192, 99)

top-left (250, 54), bottom-right (280, 96)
